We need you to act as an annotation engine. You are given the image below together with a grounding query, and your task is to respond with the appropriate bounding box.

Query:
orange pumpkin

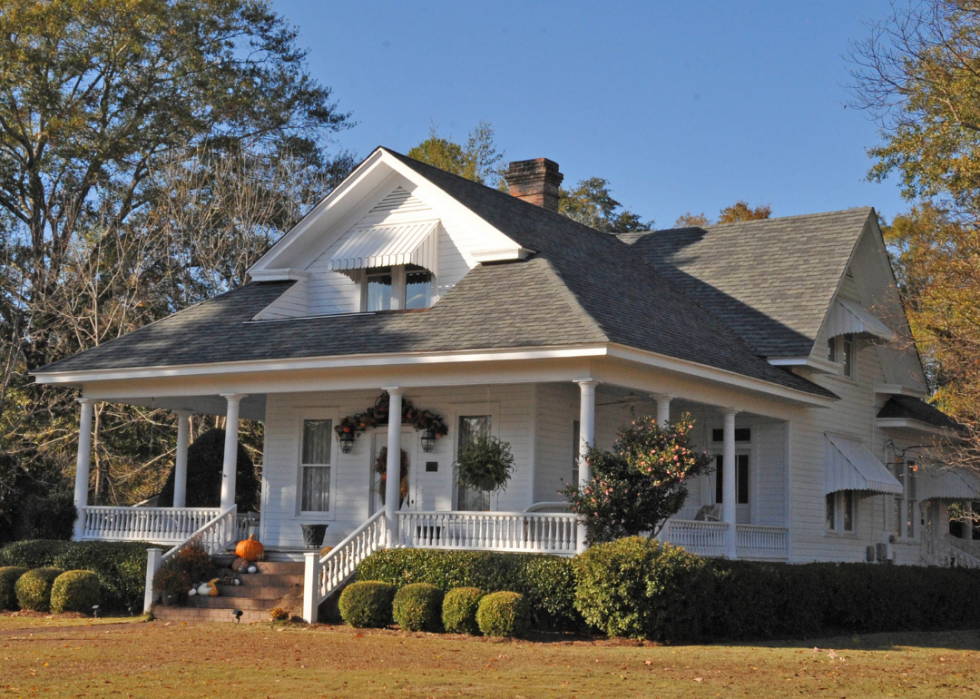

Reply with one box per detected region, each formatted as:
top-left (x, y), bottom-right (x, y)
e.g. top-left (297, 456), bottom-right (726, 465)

top-left (235, 534), bottom-right (264, 562)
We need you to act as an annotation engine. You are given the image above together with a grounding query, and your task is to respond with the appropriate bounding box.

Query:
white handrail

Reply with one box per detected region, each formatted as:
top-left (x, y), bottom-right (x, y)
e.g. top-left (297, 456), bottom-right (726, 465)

top-left (302, 510), bottom-right (386, 624)
top-left (660, 519), bottom-right (790, 560)
top-left (736, 524), bottom-right (789, 560)
top-left (923, 533), bottom-right (980, 569)
top-left (80, 506), bottom-right (221, 544)
top-left (143, 505), bottom-right (238, 613)
top-left (397, 510), bottom-right (578, 555)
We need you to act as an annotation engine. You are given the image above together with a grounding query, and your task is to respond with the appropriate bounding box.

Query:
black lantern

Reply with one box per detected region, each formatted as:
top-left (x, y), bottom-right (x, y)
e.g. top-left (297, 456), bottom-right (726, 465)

top-left (420, 428), bottom-right (436, 453)
top-left (339, 431), bottom-right (355, 454)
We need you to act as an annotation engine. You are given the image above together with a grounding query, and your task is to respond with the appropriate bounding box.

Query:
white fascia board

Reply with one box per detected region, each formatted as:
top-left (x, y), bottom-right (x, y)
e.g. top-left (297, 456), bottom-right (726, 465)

top-left (249, 269), bottom-right (310, 282)
top-left (32, 344), bottom-right (610, 385)
top-left (874, 383), bottom-right (929, 399)
top-left (876, 417), bottom-right (962, 440)
top-left (606, 343), bottom-right (837, 407)
top-left (768, 355), bottom-right (841, 375)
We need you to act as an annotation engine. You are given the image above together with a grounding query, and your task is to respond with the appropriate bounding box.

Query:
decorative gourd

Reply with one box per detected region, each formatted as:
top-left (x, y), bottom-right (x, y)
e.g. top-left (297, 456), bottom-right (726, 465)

top-left (187, 587), bottom-right (197, 597)
top-left (235, 535), bottom-right (264, 562)
top-left (207, 579), bottom-right (219, 597)
top-left (196, 582), bottom-right (210, 596)
top-left (231, 557), bottom-right (250, 573)
top-left (247, 565), bottom-right (257, 574)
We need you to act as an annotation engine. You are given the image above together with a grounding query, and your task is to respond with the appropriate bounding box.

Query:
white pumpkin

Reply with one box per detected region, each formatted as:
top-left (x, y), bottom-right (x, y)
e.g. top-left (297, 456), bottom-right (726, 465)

top-left (247, 565), bottom-right (257, 574)
top-left (187, 588), bottom-right (197, 596)
top-left (233, 579), bottom-right (241, 586)
top-left (197, 582), bottom-right (210, 596)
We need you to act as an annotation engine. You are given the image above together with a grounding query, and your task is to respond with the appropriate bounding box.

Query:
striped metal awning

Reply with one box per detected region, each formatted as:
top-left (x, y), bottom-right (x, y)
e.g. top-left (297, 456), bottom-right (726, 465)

top-left (825, 298), bottom-right (895, 341)
top-left (824, 434), bottom-right (904, 495)
top-left (918, 468), bottom-right (980, 501)
top-left (329, 220), bottom-right (438, 274)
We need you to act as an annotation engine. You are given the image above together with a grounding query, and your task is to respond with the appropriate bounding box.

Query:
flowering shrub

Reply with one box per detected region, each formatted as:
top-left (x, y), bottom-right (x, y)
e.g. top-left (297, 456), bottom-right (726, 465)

top-left (562, 415), bottom-right (712, 544)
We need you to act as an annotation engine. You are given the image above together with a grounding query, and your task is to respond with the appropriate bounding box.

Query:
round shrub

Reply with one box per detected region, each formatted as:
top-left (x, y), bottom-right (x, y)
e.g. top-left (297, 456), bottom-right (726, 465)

top-left (0, 567), bottom-right (28, 610)
top-left (476, 591), bottom-right (530, 637)
top-left (15, 567), bottom-right (64, 612)
top-left (50, 570), bottom-right (102, 614)
top-left (574, 536), bottom-right (713, 641)
top-left (442, 587), bottom-right (485, 635)
top-left (338, 581), bottom-right (396, 628)
top-left (392, 583), bottom-right (444, 632)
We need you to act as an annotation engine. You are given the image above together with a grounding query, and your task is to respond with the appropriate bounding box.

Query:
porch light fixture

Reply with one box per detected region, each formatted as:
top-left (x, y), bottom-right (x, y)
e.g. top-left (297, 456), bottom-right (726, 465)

top-left (339, 431), bottom-right (355, 454)
top-left (420, 429), bottom-right (436, 453)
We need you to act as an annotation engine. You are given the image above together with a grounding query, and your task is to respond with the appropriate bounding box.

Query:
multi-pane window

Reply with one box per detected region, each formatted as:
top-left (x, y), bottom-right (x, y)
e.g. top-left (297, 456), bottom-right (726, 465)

top-left (301, 419), bottom-right (332, 512)
top-left (826, 491), bottom-right (855, 533)
top-left (893, 460), bottom-right (918, 538)
top-left (571, 420), bottom-right (581, 484)
top-left (828, 334), bottom-right (855, 378)
top-left (365, 267), bottom-right (393, 311)
top-left (714, 453), bottom-right (749, 505)
top-left (457, 415), bottom-right (491, 511)
top-left (405, 266), bottom-right (432, 309)
top-left (362, 264), bottom-right (434, 311)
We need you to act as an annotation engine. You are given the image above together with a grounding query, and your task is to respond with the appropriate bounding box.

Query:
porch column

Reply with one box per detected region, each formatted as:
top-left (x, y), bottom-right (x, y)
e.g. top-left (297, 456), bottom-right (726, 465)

top-left (722, 408), bottom-right (738, 559)
top-left (220, 394), bottom-right (246, 511)
top-left (72, 398), bottom-right (96, 540)
top-left (576, 380), bottom-right (597, 554)
top-left (656, 395), bottom-right (672, 428)
top-left (172, 410), bottom-right (192, 508)
top-left (384, 387), bottom-right (403, 547)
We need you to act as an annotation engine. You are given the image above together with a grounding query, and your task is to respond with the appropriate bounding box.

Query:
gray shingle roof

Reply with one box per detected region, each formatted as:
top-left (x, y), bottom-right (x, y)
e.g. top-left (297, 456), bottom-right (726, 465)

top-left (877, 395), bottom-right (961, 431)
top-left (619, 208), bottom-right (874, 357)
top-left (36, 148), bottom-right (835, 400)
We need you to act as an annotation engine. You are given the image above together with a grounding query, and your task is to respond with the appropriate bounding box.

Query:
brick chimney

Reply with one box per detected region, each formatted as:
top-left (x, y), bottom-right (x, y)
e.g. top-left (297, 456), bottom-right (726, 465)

top-left (504, 158), bottom-right (564, 212)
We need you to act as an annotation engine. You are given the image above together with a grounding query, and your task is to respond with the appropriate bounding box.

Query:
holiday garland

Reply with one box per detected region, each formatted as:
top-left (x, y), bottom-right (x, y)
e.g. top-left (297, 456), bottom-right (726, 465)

top-left (335, 391), bottom-right (449, 441)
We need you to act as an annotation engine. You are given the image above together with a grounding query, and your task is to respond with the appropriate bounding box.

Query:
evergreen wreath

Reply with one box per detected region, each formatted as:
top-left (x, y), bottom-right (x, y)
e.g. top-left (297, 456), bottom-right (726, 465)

top-left (454, 435), bottom-right (515, 493)
top-left (335, 392), bottom-right (449, 442)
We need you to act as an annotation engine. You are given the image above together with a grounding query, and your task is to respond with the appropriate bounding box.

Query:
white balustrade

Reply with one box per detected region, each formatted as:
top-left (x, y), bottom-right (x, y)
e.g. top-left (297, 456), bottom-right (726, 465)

top-left (660, 520), bottom-right (789, 560)
top-left (736, 524), bottom-right (789, 560)
top-left (303, 510), bottom-right (386, 623)
top-left (81, 506), bottom-right (221, 544)
top-left (923, 533), bottom-right (980, 569)
top-left (397, 511), bottom-right (579, 555)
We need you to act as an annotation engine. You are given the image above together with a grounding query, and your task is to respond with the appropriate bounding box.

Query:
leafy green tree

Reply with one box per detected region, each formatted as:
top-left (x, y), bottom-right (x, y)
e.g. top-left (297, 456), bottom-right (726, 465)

top-left (562, 415), bottom-right (712, 544)
top-left (717, 201), bottom-right (771, 223)
top-left (559, 178), bottom-right (654, 233)
top-left (407, 122), bottom-right (504, 187)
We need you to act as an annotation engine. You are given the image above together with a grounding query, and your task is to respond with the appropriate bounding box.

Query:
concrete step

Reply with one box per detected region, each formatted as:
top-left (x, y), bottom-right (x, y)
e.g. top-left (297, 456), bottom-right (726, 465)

top-left (237, 573), bottom-right (303, 588)
top-left (152, 604), bottom-right (278, 624)
top-left (188, 595), bottom-right (281, 610)
top-left (215, 584), bottom-right (300, 598)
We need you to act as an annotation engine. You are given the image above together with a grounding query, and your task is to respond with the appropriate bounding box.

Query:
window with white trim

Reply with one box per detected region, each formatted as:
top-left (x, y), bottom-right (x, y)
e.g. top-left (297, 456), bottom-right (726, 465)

top-left (892, 460), bottom-right (918, 538)
top-left (300, 419), bottom-right (332, 512)
top-left (826, 491), bottom-right (855, 533)
top-left (456, 415), bottom-right (491, 511)
top-left (827, 334), bottom-right (855, 378)
top-left (361, 264), bottom-right (433, 312)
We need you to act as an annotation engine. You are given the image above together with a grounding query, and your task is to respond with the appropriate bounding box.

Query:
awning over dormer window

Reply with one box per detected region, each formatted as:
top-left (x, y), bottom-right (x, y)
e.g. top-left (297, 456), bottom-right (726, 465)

top-left (825, 298), bottom-right (895, 341)
top-left (824, 434), bottom-right (904, 495)
top-left (329, 220), bottom-right (438, 275)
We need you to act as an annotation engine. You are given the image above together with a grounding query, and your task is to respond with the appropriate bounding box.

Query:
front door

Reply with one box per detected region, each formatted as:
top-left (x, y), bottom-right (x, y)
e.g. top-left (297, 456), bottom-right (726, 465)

top-left (370, 429), bottom-right (416, 514)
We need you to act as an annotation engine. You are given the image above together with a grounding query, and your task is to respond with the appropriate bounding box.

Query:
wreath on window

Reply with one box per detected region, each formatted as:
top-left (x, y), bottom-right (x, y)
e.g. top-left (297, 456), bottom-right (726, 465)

top-left (375, 447), bottom-right (410, 507)
top-left (454, 435), bottom-right (515, 493)
top-left (335, 391), bottom-right (449, 441)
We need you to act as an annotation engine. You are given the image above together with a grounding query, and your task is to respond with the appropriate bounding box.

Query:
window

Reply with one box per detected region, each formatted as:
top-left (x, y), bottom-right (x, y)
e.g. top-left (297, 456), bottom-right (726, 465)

top-left (405, 266), bottom-right (432, 309)
top-left (456, 415), bottom-right (491, 511)
top-left (714, 453), bottom-right (749, 505)
top-left (826, 491), bottom-right (855, 533)
top-left (828, 335), bottom-right (855, 378)
top-left (300, 419), bottom-right (332, 512)
top-left (365, 267), bottom-right (393, 311)
top-left (362, 264), bottom-right (434, 311)
top-left (892, 460), bottom-right (918, 538)
top-left (711, 428), bottom-right (751, 443)
top-left (571, 420), bottom-right (581, 484)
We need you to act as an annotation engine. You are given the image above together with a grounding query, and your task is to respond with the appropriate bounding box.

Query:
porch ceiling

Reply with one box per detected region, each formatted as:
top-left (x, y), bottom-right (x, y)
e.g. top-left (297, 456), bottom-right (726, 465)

top-left (98, 394), bottom-right (267, 421)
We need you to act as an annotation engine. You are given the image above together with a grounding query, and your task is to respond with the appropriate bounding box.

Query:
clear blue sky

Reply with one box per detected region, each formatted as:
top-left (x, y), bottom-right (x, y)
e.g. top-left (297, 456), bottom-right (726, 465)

top-left (272, 0), bottom-right (905, 227)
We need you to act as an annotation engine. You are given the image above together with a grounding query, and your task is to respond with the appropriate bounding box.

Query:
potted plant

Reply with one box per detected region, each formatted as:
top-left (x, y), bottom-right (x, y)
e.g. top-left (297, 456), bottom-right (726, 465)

top-left (153, 558), bottom-right (191, 606)
top-left (454, 435), bottom-right (515, 493)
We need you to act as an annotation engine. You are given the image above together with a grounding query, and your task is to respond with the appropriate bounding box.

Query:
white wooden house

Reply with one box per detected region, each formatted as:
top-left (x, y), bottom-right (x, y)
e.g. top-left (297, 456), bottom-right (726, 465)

top-left (33, 148), bottom-right (979, 621)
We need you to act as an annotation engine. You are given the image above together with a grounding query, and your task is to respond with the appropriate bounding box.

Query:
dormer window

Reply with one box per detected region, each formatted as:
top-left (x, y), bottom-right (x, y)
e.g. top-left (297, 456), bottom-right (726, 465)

top-left (827, 333), bottom-right (855, 378)
top-left (361, 264), bottom-right (433, 312)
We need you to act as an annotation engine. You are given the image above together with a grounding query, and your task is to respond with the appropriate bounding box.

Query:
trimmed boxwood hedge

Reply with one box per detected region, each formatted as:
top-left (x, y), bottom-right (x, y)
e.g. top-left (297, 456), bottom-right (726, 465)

top-left (357, 549), bottom-right (580, 630)
top-left (575, 536), bottom-right (980, 642)
top-left (338, 581), bottom-right (397, 628)
top-left (50, 570), bottom-right (103, 614)
top-left (0, 566), bottom-right (28, 610)
top-left (476, 591), bottom-right (530, 637)
top-left (442, 587), bottom-right (485, 635)
top-left (0, 540), bottom-right (150, 612)
top-left (392, 583), bottom-right (444, 632)
top-left (15, 567), bottom-right (64, 612)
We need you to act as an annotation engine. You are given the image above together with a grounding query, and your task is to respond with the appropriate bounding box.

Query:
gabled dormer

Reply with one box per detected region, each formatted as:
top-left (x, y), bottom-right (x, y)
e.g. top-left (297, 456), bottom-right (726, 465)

top-left (248, 148), bottom-right (537, 320)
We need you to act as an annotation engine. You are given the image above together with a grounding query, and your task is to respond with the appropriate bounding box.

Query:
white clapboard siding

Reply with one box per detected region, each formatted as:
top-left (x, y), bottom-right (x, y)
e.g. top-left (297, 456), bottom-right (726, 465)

top-left (252, 279), bottom-right (308, 320)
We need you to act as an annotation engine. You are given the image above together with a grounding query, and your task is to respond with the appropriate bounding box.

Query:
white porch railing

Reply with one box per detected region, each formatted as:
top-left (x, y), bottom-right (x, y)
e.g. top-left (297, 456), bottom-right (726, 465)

top-left (660, 520), bottom-right (790, 560)
top-left (736, 524), bottom-right (790, 560)
top-left (143, 505), bottom-right (238, 613)
top-left (922, 533), bottom-right (980, 569)
top-left (302, 510), bottom-right (386, 624)
top-left (80, 506), bottom-right (221, 545)
top-left (397, 511), bottom-right (579, 555)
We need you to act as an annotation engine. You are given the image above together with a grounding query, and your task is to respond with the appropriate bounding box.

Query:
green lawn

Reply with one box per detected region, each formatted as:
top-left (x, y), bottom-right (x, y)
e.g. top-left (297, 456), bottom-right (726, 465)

top-left (1, 613), bottom-right (977, 697)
